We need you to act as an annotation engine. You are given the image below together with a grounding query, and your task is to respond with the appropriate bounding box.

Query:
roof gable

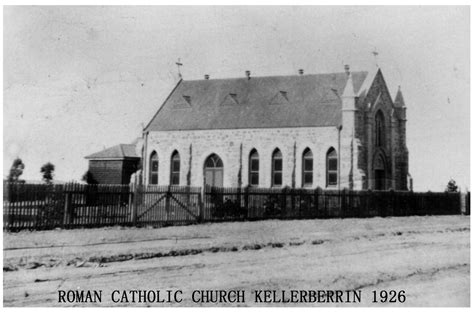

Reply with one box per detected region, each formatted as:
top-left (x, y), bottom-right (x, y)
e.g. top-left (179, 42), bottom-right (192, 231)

top-left (220, 93), bottom-right (239, 106)
top-left (269, 91), bottom-right (290, 106)
top-left (173, 95), bottom-right (192, 109)
top-left (145, 71), bottom-right (369, 132)
top-left (361, 69), bottom-right (395, 112)
top-left (320, 88), bottom-right (340, 104)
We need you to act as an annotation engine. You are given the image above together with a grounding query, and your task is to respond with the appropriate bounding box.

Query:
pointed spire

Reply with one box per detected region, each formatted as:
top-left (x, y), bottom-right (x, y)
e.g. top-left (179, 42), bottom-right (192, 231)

top-left (342, 72), bottom-right (356, 98)
top-left (394, 85), bottom-right (406, 108)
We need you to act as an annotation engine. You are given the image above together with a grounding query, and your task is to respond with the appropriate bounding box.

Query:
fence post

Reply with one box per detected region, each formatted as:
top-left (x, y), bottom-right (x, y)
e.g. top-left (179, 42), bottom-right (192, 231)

top-left (390, 189), bottom-right (395, 217)
top-left (198, 193), bottom-right (204, 222)
top-left (444, 191), bottom-right (450, 216)
top-left (63, 191), bottom-right (72, 228)
top-left (366, 189), bottom-right (372, 217)
top-left (466, 192), bottom-right (471, 215)
top-left (244, 186), bottom-right (249, 218)
top-left (131, 184), bottom-right (139, 225)
top-left (341, 188), bottom-right (346, 218)
top-left (128, 185), bottom-right (133, 222)
top-left (129, 184), bottom-right (135, 225)
top-left (198, 186), bottom-right (204, 222)
top-left (314, 187), bottom-right (320, 218)
top-left (165, 185), bottom-right (171, 221)
top-left (409, 189), bottom-right (415, 216)
top-left (290, 188), bottom-right (295, 218)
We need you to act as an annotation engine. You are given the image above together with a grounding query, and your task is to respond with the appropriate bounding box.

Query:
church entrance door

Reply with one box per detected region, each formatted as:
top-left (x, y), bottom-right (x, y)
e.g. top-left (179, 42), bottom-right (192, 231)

top-left (204, 154), bottom-right (224, 187)
top-left (373, 153), bottom-right (386, 190)
top-left (374, 169), bottom-right (385, 190)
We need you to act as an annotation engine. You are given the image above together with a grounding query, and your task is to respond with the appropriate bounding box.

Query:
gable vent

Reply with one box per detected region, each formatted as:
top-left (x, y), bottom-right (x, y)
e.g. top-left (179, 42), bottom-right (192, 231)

top-left (173, 95), bottom-right (192, 109)
top-left (269, 91), bottom-right (289, 105)
top-left (182, 95), bottom-right (191, 104)
top-left (221, 93), bottom-right (239, 106)
top-left (320, 88), bottom-right (339, 104)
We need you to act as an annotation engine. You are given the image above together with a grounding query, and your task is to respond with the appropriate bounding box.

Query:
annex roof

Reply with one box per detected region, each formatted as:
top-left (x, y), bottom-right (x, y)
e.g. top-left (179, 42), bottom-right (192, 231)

top-left (85, 144), bottom-right (140, 160)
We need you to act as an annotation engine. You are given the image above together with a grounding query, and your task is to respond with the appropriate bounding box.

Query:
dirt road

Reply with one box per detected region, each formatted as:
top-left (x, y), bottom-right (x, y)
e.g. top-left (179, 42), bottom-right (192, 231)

top-left (3, 215), bottom-right (470, 306)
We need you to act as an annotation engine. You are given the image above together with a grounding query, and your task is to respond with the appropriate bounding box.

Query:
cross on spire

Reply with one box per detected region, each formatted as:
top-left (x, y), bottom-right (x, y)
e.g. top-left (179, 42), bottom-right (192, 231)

top-left (372, 48), bottom-right (379, 68)
top-left (175, 58), bottom-right (183, 79)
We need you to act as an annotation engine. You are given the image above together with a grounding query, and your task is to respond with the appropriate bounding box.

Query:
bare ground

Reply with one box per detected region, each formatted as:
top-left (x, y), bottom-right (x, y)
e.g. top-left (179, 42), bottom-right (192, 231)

top-left (3, 215), bottom-right (470, 307)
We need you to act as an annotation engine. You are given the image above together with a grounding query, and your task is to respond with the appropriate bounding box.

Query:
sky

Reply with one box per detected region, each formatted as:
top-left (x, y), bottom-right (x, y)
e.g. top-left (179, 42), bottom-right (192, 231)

top-left (3, 6), bottom-right (470, 191)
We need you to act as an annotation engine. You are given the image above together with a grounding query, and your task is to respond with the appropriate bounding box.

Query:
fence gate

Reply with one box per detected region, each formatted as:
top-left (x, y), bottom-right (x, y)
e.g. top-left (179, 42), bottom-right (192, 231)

top-left (133, 185), bottom-right (202, 225)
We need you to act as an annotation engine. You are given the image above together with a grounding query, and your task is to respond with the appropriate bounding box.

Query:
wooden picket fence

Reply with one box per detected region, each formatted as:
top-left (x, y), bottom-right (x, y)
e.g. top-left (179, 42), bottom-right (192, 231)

top-left (204, 186), bottom-right (465, 220)
top-left (3, 182), bottom-right (469, 231)
top-left (3, 183), bottom-right (131, 231)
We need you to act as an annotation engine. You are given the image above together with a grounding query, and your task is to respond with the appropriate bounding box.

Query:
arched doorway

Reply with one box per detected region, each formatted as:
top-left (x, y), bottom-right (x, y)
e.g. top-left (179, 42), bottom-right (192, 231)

top-left (373, 154), bottom-right (386, 190)
top-left (204, 154), bottom-right (223, 187)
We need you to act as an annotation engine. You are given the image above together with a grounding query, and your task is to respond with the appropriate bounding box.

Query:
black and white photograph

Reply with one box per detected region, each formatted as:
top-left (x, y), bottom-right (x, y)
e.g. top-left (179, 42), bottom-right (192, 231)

top-left (2, 4), bottom-right (471, 307)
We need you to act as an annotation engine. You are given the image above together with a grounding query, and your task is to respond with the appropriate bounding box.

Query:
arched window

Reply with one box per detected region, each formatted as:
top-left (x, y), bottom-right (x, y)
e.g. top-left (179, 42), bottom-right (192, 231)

top-left (302, 148), bottom-right (313, 187)
top-left (272, 149), bottom-right (283, 187)
top-left (149, 151), bottom-right (159, 185)
top-left (170, 151), bottom-right (180, 185)
top-left (249, 149), bottom-right (259, 187)
top-left (204, 154), bottom-right (224, 187)
top-left (326, 148), bottom-right (337, 187)
top-left (375, 110), bottom-right (385, 147)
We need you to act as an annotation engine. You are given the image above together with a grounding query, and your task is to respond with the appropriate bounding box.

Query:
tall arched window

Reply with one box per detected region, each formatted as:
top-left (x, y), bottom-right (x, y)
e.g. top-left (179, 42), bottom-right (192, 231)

top-left (302, 148), bottom-right (313, 187)
top-left (326, 148), bottom-right (337, 187)
top-left (149, 151), bottom-right (159, 185)
top-left (375, 110), bottom-right (385, 147)
top-left (170, 151), bottom-right (180, 185)
top-left (249, 149), bottom-right (259, 187)
top-left (272, 149), bottom-right (283, 187)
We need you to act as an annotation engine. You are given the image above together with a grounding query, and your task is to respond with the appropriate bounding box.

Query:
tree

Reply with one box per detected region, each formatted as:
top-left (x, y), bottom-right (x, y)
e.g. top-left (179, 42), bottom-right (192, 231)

top-left (82, 170), bottom-right (97, 184)
top-left (8, 158), bottom-right (25, 183)
top-left (446, 179), bottom-right (458, 192)
top-left (40, 162), bottom-right (55, 184)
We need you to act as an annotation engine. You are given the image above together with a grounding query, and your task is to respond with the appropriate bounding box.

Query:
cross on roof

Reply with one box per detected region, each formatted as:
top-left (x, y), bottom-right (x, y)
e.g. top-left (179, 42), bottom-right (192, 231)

top-left (175, 58), bottom-right (183, 79)
top-left (372, 48), bottom-right (379, 68)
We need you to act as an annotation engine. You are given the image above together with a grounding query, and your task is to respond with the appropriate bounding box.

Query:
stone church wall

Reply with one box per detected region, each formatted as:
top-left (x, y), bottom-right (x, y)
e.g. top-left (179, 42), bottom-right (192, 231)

top-left (145, 126), bottom-right (340, 188)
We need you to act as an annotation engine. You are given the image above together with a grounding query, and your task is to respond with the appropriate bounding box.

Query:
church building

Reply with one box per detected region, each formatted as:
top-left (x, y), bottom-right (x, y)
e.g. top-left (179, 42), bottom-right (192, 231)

top-left (140, 66), bottom-right (410, 190)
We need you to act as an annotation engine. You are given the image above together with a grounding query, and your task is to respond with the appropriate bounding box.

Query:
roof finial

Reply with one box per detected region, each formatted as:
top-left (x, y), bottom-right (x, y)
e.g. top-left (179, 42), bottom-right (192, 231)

top-left (372, 47), bottom-right (379, 68)
top-left (175, 58), bottom-right (183, 79)
top-left (344, 64), bottom-right (350, 75)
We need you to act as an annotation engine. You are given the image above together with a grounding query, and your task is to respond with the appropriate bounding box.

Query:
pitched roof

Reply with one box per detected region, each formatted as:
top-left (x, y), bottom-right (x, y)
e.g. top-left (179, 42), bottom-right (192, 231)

top-left (85, 144), bottom-right (140, 160)
top-left (145, 71), bottom-right (369, 132)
